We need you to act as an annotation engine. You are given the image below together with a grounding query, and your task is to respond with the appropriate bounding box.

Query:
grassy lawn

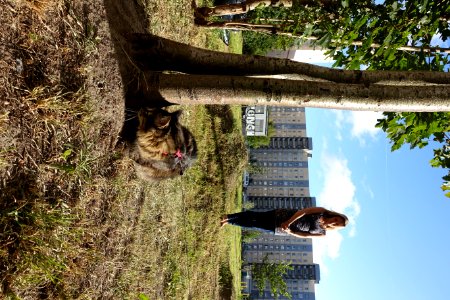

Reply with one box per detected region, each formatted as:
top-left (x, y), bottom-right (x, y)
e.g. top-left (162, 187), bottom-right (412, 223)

top-left (0, 0), bottom-right (245, 299)
top-left (206, 29), bottom-right (244, 54)
top-left (117, 104), bottom-right (246, 299)
top-left (229, 31), bottom-right (244, 54)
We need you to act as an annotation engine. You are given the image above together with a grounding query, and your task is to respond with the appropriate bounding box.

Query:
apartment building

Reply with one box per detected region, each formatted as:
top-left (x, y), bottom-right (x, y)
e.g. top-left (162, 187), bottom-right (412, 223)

top-left (242, 106), bottom-right (319, 300)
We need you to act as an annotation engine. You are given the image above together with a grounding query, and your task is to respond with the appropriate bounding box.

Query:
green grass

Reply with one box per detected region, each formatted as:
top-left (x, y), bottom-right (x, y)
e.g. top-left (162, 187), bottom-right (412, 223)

top-left (229, 31), bottom-right (244, 54)
top-left (0, 0), bottom-right (247, 299)
top-left (1, 200), bottom-right (79, 297)
top-left (223, 109), bottom-right (244, 300)
top-left (109, 105), bottom-right (247, 300)
top-left (0, 80), bottom-right (100, 298)
top-left (205, 29), bottom-right (229, 52)
top-left (205, 29), bottom-right (244, 54)
top-left (227, 225), bottom-right (243, 299)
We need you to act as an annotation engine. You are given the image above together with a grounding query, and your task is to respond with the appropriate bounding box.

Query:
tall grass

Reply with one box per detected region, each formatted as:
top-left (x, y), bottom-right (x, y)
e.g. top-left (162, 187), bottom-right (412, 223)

top-left (1, 0), bottom-right (247, 298)
top-left (116, 105), bottom-right (246, 299)
top-left (0, 197), bottom-right (82, 298)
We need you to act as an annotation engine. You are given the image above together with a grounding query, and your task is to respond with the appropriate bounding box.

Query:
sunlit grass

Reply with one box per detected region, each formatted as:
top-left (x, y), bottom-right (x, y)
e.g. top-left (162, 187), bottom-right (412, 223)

top-left (108, 105), bottom-right (246, 299)
top-left (1, 0), bottom-right (246, 298)
top-left (229, 31), bottom-right (244, 54)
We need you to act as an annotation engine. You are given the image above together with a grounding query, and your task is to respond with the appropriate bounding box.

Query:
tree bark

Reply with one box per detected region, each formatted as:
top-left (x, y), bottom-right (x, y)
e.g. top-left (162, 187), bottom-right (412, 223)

top-left (196, 0), bottom-right (293, 18)
top-left (143, 72), bottom-right (450, 112)
top-left (198, 22), bottom-right (450, 54)
top-left (130, 34), bottom-right (450, 85)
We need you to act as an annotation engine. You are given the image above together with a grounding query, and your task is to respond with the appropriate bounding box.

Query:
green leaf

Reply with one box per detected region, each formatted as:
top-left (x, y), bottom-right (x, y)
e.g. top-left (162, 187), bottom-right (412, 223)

top-left (398, 57), bottom-right (409, 69)
top-left (442, 184), bottom-right (450, 191)
top-left (368, 17), bottom-right (379, 29)
top-left (49, 163), bottom-right (76, 174)
top-left (354, 16), bottom-right (369, 30)
top-left (61, 149), bottom-right (73, 161)
top-left (419, 0), bottom-right (429, 13)
top-left (386, 50), bottom-right (397, 62)
top-left (138, 294), bottom-right (150, 300)
top-left (391, 2), bottom-right (398, 11)
top-left (430, 157), bottom-right (442, 168)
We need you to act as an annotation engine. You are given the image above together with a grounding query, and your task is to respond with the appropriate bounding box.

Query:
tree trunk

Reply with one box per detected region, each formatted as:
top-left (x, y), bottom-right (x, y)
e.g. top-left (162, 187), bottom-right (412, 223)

top-left (143, 72), bottom-right (450, 112)
top-left (128, 34), bottom-right (450, 112)
top-left (130, 34), bottom-right (450, 85)
top-left (198, 22), bottom-right (450, 54)
top-left (196, 0), bottom-right (293, 18)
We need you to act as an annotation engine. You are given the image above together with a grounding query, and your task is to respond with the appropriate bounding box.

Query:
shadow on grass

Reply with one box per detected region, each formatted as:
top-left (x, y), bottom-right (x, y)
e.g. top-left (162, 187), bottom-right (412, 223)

top-left (103, 0), bottom-right (173, 144)
top-left (204, 105), bottom-right (234, 193)
top-left (206, 105), bottom-right (236, 134)
top-left (0, 170), bottom-right (37, 295)
top-left (0, 1), bottom-right (143, 297)
top-left (219, 262), bottom-right (233, 300)
top-left (1, 0), bottom-right (245, 298)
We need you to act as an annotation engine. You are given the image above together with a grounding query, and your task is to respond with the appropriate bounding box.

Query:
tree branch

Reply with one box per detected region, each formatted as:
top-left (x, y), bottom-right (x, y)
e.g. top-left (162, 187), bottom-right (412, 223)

top-left (195, 0), bottom-right (293, 18)
top-left (129, 34), bottom-right (450, 85)
top-left (144, 72), bottom-right (450, 112)
top-left (197, 21), bottom-right (450, 54)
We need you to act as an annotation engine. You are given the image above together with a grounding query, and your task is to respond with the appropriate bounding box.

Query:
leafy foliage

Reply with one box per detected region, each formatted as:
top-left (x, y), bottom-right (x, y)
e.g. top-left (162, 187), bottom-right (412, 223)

top-left (328, 0), bottom-right (450, 71)
top-left (247, 160), bottom-right (267, 174)
top-left (246, 134), bottom-right (271, 148)
top-left (251, 255), bottom-right (293, 299)
top-left (242, 229), bottom-right (261, 243)
top-left (246, 121), bottom-right (275, 148)
top-left (243, 0), bottom-right (450, 71)
top-left (243, 1), bottom-right (450, 197)
top-left (242, 31), bottom-right (297, 55)
top-left (376, 112), bottom-right (450, 197)
top-left (334, 1), bottom-right (450, 197)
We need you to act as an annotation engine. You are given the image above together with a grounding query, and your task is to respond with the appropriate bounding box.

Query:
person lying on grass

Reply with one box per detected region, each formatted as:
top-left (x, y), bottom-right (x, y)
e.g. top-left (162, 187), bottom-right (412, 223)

top-left (221, 207), bottom-right (348, 237)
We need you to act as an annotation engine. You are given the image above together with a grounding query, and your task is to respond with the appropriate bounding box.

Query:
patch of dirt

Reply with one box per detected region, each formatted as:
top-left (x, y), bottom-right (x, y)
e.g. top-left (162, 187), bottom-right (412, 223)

top-left (0, 0), bottom-right (146, 297)
top-left (206, 104), bottom-right (236, 133)
top-left (0, 0), bottom-right (242, 298)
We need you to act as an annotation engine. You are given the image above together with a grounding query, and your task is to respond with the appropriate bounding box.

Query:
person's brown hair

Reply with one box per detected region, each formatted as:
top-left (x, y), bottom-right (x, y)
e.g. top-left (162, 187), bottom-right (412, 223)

top-left (323, 210), bottom-right (349, 226)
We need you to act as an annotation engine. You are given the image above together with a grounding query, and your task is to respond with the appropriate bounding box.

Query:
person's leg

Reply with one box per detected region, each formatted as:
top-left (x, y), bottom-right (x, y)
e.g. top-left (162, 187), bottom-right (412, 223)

top-left (220, 215), bottom-right (229, 227)
top-left (226, 210), bottom-right (276, 232)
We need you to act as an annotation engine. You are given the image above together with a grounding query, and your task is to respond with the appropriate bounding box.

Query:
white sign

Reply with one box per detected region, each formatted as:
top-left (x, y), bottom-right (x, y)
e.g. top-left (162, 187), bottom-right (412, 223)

top-left (245, 107), bottom-right (256, 136)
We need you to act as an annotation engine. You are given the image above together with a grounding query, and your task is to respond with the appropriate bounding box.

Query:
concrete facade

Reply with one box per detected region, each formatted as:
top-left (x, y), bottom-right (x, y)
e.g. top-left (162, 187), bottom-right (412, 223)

top-left (242, 106), bottom-right (319, 300)
top-left (246, 196), bottom-right (316, 211)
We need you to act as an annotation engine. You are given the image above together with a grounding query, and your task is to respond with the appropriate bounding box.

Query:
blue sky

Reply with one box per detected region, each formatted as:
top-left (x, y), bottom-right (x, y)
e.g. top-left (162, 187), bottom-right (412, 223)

top-left (306, 109), bottom-right (450, 300)
top-left (297, 7), bottom-right (450, 298)
top-left (287, 2), bottom-right (450, 296)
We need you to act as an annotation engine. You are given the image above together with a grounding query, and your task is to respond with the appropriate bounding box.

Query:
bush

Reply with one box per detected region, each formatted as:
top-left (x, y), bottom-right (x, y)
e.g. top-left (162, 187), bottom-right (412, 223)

top-left (242, 31), bottom-right (297, 55)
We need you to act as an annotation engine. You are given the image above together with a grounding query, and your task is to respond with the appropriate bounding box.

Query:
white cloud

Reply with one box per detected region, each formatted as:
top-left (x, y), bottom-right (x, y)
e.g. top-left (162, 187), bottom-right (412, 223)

top-left (316, 230), bottom-right (343, 259)
top-left (316, 153), bottom-right (356, 213)
top-left (332, 111), bottom-right (383, 145)
top-left (361, 175), bottom-right (375, 200)
top-left (349, 111), bottom-right (383, 141)
top-left (312, 231), bottom-right (344, 276)
top-left (293, 50), bottom-right (334, 63)
top-left (313, 152), bottom-right (360, 274)
top-left (333, 110), bottom-right (344, 141)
